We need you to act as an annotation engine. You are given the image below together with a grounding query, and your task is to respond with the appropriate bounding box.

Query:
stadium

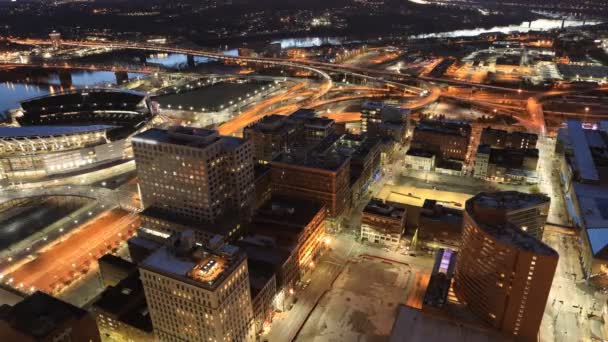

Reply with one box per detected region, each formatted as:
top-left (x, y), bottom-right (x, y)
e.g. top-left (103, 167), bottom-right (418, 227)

top-left (0, 89), bottom-right (156, 182)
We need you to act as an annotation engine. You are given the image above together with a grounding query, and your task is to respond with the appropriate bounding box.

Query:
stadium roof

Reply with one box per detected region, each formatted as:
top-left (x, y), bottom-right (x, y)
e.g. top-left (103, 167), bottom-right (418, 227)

top-left (0, 125), bottom-right (115, 139)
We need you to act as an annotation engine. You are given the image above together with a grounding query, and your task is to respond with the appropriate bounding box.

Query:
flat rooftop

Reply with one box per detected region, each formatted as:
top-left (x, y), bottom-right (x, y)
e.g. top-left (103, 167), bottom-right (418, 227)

top-left (475, 220), bottom-right (557, 256)
top-left (92, 271), bottom-right (153, 333)
top-left (470, 191), bottom-right (549, 211)
top-left (389, 305), bottom-right (509, 342)
top-left (245, 114), bottom-right (290, 133)
top-left (415, 119), bottom-right (471, 137)
top-left (573, 182), bottom-right (608, 230)
top-left (255, 195), bottom-right (324, 228)
top-left (273, 150), bottom-right (350, 171)
top-left (466, 192), bottom-right (555, 255)
top-left (141, 231), bottom-right (245, 290)
top-left (134, 127), bottom-right (219, 147)
top-left (363, 198), bottom-right (406, 220)
top-left (406, 148), bottom-right (435, 158)
top-left (567, 119), bottom-right (600, 183)
top-left (0, 291), bottom-right (89, 339)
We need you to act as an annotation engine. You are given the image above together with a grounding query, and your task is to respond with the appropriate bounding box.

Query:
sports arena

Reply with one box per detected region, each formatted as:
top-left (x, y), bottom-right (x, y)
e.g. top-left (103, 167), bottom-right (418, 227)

top-left (0, 89), bottom-right (156, 182)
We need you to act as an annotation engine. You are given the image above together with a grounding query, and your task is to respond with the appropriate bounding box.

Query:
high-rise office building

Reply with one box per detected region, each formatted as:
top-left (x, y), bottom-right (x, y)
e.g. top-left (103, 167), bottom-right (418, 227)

top-left (140, 230), bottom-right (255, 342)
top-left (453, 192), bottom-right (558, 341)
top-left (465, 191), bottom-right (550, 240)
top-left (132, 127), bottom-right (255, 223)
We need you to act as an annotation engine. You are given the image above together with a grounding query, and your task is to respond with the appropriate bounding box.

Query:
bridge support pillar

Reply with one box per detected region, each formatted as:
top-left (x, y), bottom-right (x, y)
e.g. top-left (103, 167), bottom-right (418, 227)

top-left (187, 55), bottom-right (196, 68)
top-left (115, 71), bottom-right (129, 85)
top-left (58, 70), bottom-right (72, 88)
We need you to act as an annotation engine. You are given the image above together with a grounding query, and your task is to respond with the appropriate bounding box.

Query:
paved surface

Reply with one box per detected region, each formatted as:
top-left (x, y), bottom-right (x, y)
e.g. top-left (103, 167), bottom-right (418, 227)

top-left (1, 209), bottom-right (138, 295)
top-left (540, 229), bottom-right (608, 342)
top-left (264, 231), bottom-right (434, 342)
top-left (296, 256), bottom-right (416, 342)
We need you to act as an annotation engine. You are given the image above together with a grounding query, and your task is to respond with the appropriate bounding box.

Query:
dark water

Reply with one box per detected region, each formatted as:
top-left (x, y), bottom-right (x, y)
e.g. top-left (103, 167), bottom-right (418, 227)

top-left (0, 70), bottom-right (147, 114)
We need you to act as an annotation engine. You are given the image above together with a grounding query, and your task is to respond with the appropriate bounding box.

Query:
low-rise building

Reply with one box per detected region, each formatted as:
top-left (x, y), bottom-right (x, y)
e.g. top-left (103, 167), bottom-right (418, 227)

top-left (474, 144), bottom-right (539, 184)
top-left (417, 200), bottom-right (464, 250)
top-left (435, 159), bottom-right (463, 176)
top-left (556, 119), bottom-right (608, 286)
top-left (405, 148), bottom-right (435, 171)
top-left (247, 259), bottom-right (277, 334)
top-left (0, 291), bottom-right (101, 342)
top-left (98, 254), bottom-right (137, 288)
top-left (249, 195), bottom-right (327, 272)
top-left (411, 119), bottom-right (471, 161)
top-left (361, 198), bottom-right (406, 247)
top-left (480, 127), bottom-right (538, 149)
top-left (93, 271), bottom-right (154, 342)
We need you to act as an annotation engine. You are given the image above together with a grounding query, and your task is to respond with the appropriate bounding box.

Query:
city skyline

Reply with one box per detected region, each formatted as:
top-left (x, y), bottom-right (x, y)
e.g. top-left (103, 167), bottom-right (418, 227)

top-left (0, 2), bottom-right (607, 342)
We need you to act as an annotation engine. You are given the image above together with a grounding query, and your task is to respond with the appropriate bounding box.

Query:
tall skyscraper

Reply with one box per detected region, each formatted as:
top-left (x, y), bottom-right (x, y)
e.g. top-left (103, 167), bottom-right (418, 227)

top-left (132, 127), bottom-right (255, 223)
top-left (466, 191), bottom-right (550, 240)
top-left (453, 192), bottom-right (558, 341)
top-left (140, 230), bottom-right (255, 342)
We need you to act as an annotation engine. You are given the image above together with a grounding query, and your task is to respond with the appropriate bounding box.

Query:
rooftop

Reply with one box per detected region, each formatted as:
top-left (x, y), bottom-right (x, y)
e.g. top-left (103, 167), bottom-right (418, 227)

top-left (304, 117), bottom-right (334, 128)
top-left (141, 230), bottom-right (245, 291)
top-left (0, 291), bottom-right (89, 338)
top-left (245, 114), bottom-right (291, 133)
top-left (406, 148), bottom-right (435, 158)
top-left (134, 126), bottom-right (246, 151)
top-left (567, 119), bottom-right (600, 183)
top-left (92, 271), bottom-right (153, 333)
top-left (234, 236), bottom-right (292, 268)
top-left (98, 254), bottom-right (137, 272)
top-left (272, 150), bottom-right (350, 171)
top-left (415, 119), bottom-right (471, 138)
top-left (254, 195), bottom-right (325, 230)
top-left (470, 191), bottom-right (549, 211)
top-left (389, 305), bottom-right (509, 342)
top-left (363, 198), bottom-right (406, 220)
top-left (572, 182), bottom-right (608, 229)
top-left (140, 206), bottom-right (240, 236)
top-left (466, 193), bottom-right (555, 256)
top-left (0, 125), bottom-right (115, 139)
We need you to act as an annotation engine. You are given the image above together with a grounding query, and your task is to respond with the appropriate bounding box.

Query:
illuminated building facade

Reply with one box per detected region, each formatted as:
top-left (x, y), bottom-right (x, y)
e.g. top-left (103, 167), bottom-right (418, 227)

top-left (0, 89), bottom-right (154, 182)
top-left (140, 231), bottom-right (255, 342)
top-left (93, 271), bottom-right (154, 342)
top-left (453, 192), bottom-right (558, 341)
top-left (270, 151), bottom-right (350, 218)
top-left (411, 119), bottom-right (471, 161)
top-left (361, 198), bottom-right (406, 247)
top-left (133, 127), bottom-right (255, 224)
top-left (249, 195), bottom-right (327, 271)
top-left (243, 114), bottom-right (299, 163)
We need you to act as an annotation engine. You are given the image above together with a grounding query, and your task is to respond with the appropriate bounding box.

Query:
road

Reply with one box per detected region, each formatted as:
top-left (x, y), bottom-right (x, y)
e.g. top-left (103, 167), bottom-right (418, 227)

top-left (540, 229), bottom-right (608, 342)
top-left (1, 209), bottom-right (138, 295)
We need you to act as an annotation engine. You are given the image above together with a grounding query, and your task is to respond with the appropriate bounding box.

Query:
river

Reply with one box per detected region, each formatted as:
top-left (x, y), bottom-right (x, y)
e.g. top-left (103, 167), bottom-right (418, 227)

top-left (0, 69), bottom-right (146, 114)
